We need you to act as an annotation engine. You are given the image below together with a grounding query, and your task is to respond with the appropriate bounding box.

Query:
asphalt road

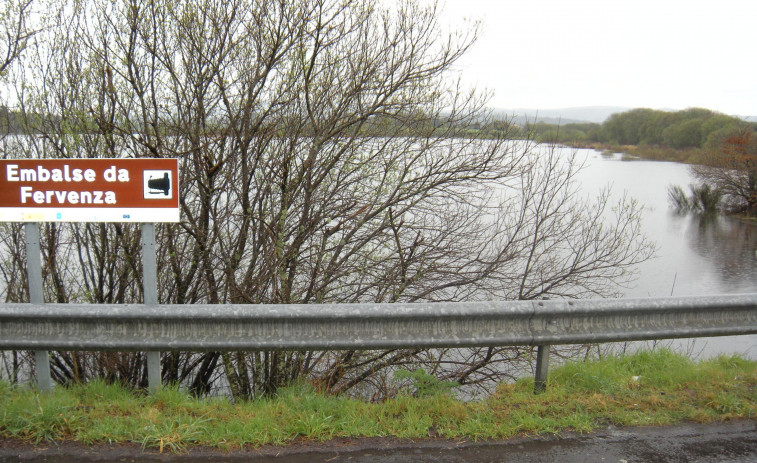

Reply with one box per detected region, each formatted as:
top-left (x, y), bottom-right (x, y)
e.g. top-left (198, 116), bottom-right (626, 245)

top-left (1, 421), bottom-right (755, 462)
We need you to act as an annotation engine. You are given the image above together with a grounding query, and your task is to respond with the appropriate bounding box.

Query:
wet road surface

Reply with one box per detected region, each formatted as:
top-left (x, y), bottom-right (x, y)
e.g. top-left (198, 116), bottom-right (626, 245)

top-left (1, 421), bottom-right (755, 462)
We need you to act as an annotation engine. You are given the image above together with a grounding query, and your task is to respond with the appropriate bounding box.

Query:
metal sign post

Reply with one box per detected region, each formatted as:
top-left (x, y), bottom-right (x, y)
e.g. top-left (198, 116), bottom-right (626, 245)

top-left (24, 222), bottom-right (52, 391)
top-left (141, 223), bottom-right (161, 393)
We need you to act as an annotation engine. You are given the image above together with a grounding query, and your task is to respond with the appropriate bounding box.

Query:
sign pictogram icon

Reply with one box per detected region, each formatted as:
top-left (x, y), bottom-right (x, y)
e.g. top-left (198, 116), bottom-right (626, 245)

top-left (144, 170), bottom-right (173, 198)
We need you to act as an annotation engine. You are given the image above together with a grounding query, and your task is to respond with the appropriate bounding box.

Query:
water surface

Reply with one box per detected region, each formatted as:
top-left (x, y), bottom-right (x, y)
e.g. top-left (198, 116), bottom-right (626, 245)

top-left (575, 148), bottom-right (757, 358)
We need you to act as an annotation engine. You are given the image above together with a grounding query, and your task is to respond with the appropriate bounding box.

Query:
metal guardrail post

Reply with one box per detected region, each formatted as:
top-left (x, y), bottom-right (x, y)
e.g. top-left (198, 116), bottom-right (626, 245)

top-left (534, 344), bottom-right (550, 393)
top-left (25, 223), bottom-right (52, 392)
top-left (141, 223), bottom-right (161, 393)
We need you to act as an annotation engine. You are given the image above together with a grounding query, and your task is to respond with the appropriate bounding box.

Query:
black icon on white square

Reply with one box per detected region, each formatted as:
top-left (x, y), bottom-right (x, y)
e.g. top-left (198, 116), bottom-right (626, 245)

top-left (143, 170), bottom-right (173, 199)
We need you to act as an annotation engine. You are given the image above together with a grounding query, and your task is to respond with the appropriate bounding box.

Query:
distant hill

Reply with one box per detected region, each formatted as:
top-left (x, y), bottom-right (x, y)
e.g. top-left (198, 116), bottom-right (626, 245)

top-left (492, 106), bottom-right (630, 125)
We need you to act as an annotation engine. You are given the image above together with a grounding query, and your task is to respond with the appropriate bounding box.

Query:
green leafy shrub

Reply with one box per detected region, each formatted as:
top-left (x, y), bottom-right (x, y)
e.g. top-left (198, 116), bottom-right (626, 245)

top-left (393, 368), bottom-right (457, 398)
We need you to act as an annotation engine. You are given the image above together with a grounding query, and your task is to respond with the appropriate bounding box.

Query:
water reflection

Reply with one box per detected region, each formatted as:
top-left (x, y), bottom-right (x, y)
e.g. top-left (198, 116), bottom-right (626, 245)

top-left (682, 214), bottom-right (757, 286)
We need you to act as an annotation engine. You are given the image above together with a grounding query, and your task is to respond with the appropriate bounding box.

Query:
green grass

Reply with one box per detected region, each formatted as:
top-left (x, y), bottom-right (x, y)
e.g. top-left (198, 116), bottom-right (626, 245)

top-left (1, 349), bottom-right (755, 452)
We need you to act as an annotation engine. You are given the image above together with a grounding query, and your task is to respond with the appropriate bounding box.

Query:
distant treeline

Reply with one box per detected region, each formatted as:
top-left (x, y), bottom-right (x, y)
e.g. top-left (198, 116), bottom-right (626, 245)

top-left (0, 106), bottom-right (24, 134)
top-left (3, 105), bottom-right (754, 153)
top-left (512, 108), bottom-right (757, 150)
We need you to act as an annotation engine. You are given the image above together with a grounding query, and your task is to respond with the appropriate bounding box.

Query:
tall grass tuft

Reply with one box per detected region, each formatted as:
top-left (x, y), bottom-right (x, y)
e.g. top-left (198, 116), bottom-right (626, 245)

top-left (668, 185), bottom-right (692, 211)
top-left (668, 183), bottom-right (722, 213)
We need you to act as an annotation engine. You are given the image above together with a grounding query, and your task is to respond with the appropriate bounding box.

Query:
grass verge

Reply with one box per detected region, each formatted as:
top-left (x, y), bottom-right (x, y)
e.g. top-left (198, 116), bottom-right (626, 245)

top-left (1, 349), bottom-right (755, 452)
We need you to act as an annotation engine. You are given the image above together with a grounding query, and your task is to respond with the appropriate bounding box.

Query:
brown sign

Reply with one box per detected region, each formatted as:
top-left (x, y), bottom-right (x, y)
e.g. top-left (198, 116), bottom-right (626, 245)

top-left (0, 158), bottom-right (179, 222)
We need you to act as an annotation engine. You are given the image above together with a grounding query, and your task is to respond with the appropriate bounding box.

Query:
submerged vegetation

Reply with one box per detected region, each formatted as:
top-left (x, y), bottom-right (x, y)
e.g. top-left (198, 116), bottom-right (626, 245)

top-left (668, 184), bottom-right (724, 214)
top-left (667, 129), bottom-right (757, 216)
top-left (1, 350), bottom-right (755, 451)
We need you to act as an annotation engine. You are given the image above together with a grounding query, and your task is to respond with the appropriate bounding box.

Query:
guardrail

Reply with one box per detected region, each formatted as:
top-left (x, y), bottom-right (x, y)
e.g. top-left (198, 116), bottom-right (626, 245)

top-left (2, 294), bottom-right (756, 393)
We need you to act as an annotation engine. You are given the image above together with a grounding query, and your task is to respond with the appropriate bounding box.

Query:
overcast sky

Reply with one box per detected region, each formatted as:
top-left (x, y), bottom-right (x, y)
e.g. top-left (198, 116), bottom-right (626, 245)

top-left (438, 0), bottom-right (757, 116)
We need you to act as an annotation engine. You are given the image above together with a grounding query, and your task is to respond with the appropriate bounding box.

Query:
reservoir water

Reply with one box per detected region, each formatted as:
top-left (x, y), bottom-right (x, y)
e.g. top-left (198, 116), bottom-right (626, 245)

top-left (574, 147), bottom-right (757, 359)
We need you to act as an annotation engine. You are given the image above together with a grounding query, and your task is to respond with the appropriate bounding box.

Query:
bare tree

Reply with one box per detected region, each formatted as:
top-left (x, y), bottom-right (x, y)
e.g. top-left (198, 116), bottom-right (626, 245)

top-left (0, 0), bottom-right (35, 76)
top-left (692, 128), bottom-right (757, 215)
top-left (0, 0), bottom-right (654, 397)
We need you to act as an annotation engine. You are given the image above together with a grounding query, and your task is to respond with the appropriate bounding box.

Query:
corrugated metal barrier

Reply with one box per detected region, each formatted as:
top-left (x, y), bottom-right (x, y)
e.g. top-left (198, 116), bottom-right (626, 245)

top-left (2, 294), bottom-right (756, 393)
